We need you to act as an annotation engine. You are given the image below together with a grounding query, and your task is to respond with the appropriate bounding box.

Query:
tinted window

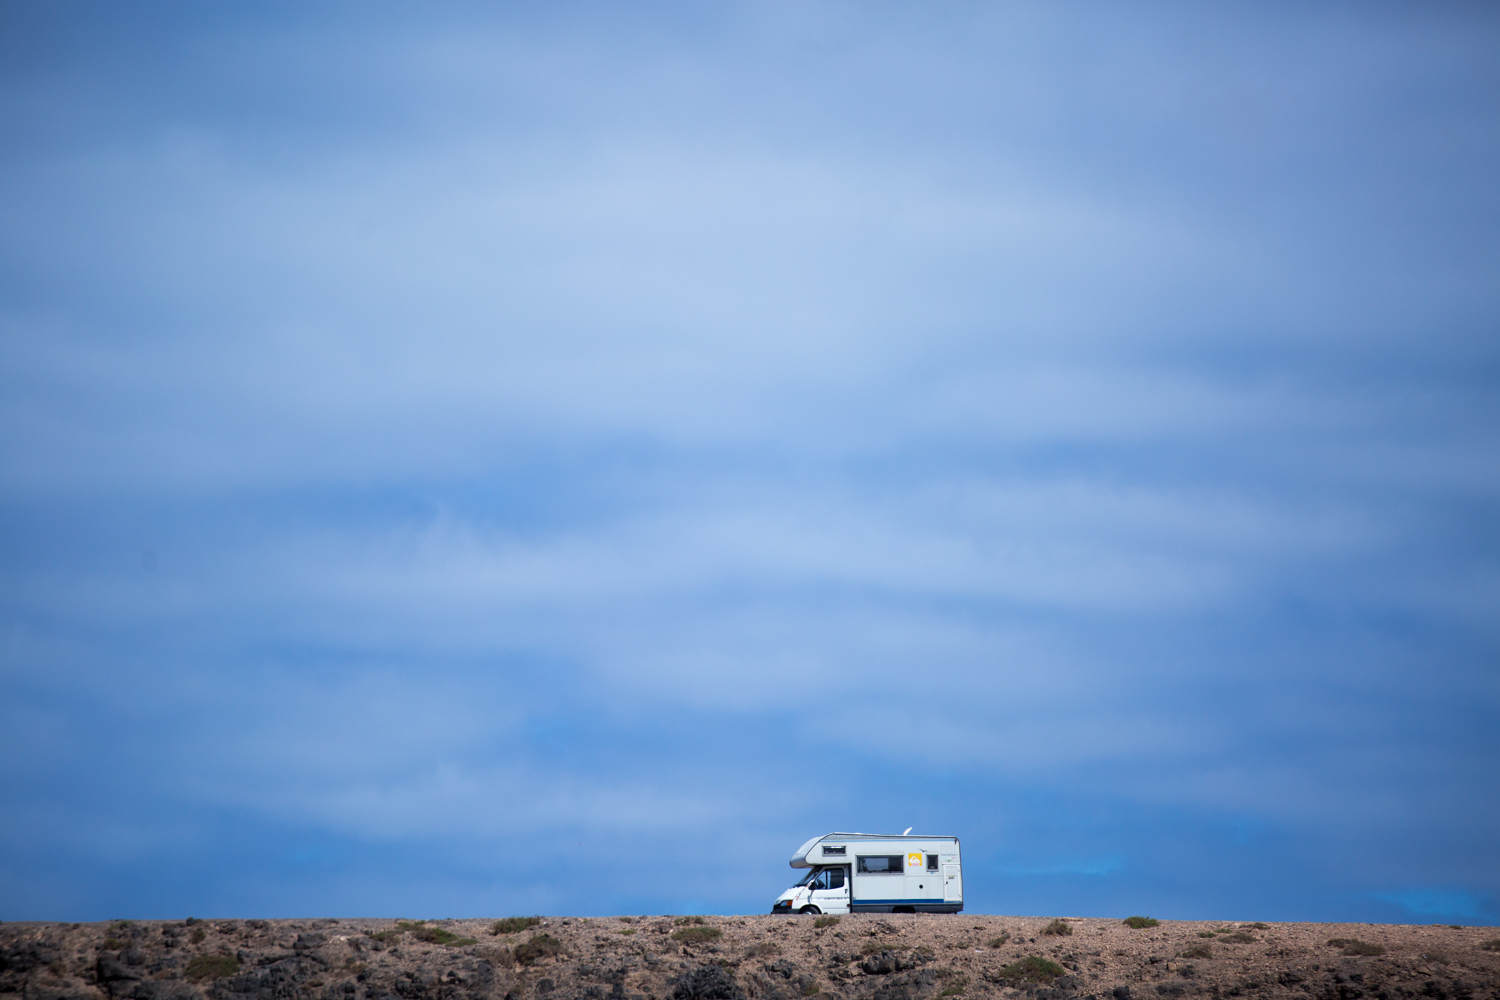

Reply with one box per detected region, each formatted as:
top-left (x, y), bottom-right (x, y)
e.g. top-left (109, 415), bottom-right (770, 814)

top-left (821, 845), bottom-right (846, 856)
top-left (926, 854), bottom-right (939, 871)
top-left (827, 868), bottom-right (845, 889)
top-left (857, 855), bottom-right (904, 874)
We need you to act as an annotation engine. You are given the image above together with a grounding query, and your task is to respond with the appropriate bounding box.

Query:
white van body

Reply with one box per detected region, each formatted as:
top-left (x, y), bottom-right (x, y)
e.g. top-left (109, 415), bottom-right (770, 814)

top-left (771, 832), bottom-right (963, 914)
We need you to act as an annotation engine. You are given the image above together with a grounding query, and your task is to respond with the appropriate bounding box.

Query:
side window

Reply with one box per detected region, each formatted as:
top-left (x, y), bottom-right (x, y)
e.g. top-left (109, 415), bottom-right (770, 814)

top-left (811, 870), bottom-right (828, 890)
top-left (927, 854), bottom-right (939, 872)
top-left (857, 855), bottom-right (905, 874)
top-left (827, 867), bottom-right (845, 889)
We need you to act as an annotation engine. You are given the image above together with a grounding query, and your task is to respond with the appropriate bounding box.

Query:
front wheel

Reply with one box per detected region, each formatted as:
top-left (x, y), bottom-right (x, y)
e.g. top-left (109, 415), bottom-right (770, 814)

top-left (799, 906), bottom-right (821, 915)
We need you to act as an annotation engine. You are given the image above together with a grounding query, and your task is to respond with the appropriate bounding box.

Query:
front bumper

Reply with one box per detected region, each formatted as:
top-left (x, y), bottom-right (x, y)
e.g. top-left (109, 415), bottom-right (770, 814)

top-left (771, 900), bottom-right (794, 914)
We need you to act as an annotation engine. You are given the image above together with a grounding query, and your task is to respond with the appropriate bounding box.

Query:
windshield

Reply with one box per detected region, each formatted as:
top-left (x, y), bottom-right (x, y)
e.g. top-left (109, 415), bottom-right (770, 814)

top-left (793, 868), bottom-right (820, 887)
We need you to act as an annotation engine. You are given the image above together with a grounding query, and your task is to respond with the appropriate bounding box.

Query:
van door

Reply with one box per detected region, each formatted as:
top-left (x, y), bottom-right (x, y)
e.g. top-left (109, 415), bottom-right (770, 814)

top-left (942, 858), bottom-right (962, 902)
top-left (809, 866), bottom-right (851, 914)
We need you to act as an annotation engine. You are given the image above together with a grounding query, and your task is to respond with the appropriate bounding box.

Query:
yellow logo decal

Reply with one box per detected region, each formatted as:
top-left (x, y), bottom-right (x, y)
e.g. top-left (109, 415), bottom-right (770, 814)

top-left (908, 852), bottom-right (923, 870)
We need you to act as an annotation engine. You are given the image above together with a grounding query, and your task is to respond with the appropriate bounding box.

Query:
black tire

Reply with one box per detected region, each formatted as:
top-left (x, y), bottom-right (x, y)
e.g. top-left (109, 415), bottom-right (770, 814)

top-left (799, 906), bottom-right (821, 915)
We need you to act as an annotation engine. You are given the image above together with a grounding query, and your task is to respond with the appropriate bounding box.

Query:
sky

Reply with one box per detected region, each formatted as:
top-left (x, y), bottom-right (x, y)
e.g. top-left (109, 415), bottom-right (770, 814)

top-left (1, 1), bottom-right (1498, 925)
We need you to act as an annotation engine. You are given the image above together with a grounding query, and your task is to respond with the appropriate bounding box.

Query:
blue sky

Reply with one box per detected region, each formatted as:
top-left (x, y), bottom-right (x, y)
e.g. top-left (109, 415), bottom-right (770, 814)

top-left (1, 1), bottom-right (1497, 924)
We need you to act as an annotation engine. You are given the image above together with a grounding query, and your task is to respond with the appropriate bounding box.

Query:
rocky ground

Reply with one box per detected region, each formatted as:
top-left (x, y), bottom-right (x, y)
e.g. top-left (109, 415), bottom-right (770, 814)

top-left (4, 914), bottom-right (1497, 1000)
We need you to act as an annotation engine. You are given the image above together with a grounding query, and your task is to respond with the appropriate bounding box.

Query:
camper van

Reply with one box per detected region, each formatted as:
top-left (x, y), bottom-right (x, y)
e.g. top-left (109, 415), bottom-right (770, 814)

top-left (771, 832), bottom-right (963, 914)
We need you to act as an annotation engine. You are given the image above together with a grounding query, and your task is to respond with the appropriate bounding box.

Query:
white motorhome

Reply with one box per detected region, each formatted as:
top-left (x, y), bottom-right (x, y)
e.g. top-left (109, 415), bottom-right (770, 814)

top-left (771, 832), bottom-right (963, 914)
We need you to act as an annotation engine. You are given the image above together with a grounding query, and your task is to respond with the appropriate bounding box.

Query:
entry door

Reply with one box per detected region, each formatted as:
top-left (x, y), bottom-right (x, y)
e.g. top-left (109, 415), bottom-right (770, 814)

top-left (942, 862), bottom-right (962, 902)
top-left (810, 866), bottom-right (851, 913)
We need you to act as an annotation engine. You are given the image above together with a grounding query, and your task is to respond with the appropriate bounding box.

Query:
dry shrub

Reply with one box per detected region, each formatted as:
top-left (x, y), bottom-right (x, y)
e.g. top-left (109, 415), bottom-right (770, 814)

top-left (474, 946), bottom-right (514, 969)
top-left (1181, 944), bottom-right (1212, 959)
top-left (744, 942), bottom-right (782, 959)
top-left (491, 917), bottom-right (542, 936)
top-left (813, 916), bottom-right (839, 929)
top-left (515, 934), bottom-right (565, 966)
top-left (986, 933), bottom-right (1010, 949)
top-left (672, 927), bottom-right (724, 945)
top-left (992, 957), bottom-right (1065, 986)
top-left (185, 955), bottom-right (241, 982)
top-left (1041, 920), bottom-right (1073, 937)
top-left (675, 917), bottom-right (706, 926)
top-left (1481, 939), bottom-right (1500, 953)
top-left (935, 971), bottom-right (968, 997)
top-left (1123, 917), bottom-right (1159, 929)
top-left (1327, 939), bottom-right (1385, 957)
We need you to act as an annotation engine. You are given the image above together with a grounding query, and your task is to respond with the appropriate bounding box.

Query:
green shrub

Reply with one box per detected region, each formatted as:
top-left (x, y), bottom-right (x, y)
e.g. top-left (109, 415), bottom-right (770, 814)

top-left (813, 916), bottom-right (839, 929)
top-left (619, 917), bottom-right (633, 924)
top-left (1327, 939), bottom-right (1384, 957)
top-left (993, 957), bottom-right (1066, 986)
top-left (744, 942), bottom-right (781, 958)
top-left (986, 934), bottom-right (1010, 949)
top-left (185, 955), bottom-right (241, 982)
top-left (1218, 932), bottom-right (1255, 944)
top-left (190, 927), bottom-right (206, 944)
top-left (1040, 920), bottom-right (1072, 937)
top-left (672, 926), bottom-right (724, 945)
top-left (1181, 944), bottom-right (1212, 959)
top-left (619, 929), bottom-right (635, 935)
top-left (491, 917), bottom-right (542, 936)
top-left (1123, 917), bottom-right (1159, 929)
top-left (801, 982), bottom-right (821, 997)
top-left (1196, 932), bottom-right (1216, 939)
top-left (674, 916), bottom-right (705, 926)
top-left (1246, 923), bottom-right (1270, 930)
top-left (514, 934), bottom-right (565, 966)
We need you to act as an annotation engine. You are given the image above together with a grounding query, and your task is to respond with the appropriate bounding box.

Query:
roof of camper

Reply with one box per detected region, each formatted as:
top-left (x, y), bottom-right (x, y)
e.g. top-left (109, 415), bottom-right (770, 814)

top-left (790, 832), bottom-right (959, 867)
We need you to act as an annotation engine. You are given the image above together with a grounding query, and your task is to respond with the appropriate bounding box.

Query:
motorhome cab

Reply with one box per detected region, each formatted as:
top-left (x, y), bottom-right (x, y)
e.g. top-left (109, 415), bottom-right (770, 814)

top-left (771, 832), bottom-right (963, 914)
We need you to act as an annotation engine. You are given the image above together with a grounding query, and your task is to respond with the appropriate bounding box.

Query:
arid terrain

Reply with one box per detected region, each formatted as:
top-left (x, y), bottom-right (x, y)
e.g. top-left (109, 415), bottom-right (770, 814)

top-left (4, 914), bottom-right (1497, 1000)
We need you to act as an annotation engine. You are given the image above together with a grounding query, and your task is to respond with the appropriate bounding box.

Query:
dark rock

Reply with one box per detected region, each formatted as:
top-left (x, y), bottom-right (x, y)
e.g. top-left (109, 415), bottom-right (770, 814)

top-left (98, 958), bottom-right (145, 982)
top-left (535, 980), bottom-right (554, 995)
top-left (3, 943), bottom-right (62, 975)
top-left (672, 964), bottom-right (745, 1000)
top-left (859, 952), bottom-right (914, 976)
top-left (294, 936), bottom-right (327, 953)
top-left (1154, 985), bottom-right (1186, 998)
top-left (111, 981), bottom-right (203, 1000)
top-left (123, 950), bottom-right (146, 967)
top-left (766, 961), bottom-right (797, 981)
top-left (1278, 971), bottom-right (1305, 986)
top-left (866, 969), bottom-right (937, 1000)
top-left (1112, 988), bottom-right (1132, 1000)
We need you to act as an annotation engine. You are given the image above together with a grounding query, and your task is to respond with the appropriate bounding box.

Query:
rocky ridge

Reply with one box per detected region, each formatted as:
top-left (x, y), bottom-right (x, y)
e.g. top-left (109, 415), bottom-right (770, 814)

top-left (3, 915), bottom-right (1497, 1000)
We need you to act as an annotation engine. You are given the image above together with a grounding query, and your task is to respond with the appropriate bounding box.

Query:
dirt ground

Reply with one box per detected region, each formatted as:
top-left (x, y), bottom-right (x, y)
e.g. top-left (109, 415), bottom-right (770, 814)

top-left (4, 913), bottom-right (1497, 1000)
